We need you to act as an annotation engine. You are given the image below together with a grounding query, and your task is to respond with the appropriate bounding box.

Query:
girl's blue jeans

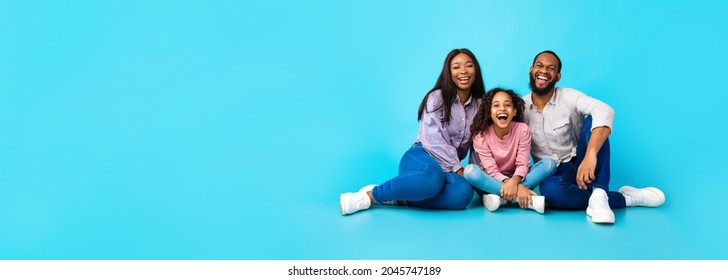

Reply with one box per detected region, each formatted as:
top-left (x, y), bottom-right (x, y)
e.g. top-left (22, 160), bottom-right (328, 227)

top-left (463, 158), bottom-right (557, 195)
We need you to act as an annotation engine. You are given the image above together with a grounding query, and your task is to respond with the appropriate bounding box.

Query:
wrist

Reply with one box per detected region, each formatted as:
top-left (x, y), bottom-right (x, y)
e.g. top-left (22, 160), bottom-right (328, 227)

top-left (585, 150), bottom-right (599, 158)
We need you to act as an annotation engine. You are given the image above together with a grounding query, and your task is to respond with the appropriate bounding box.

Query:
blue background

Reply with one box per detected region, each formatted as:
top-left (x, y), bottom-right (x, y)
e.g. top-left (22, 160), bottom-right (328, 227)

top-left (1, 0), bottom-right (726, 259)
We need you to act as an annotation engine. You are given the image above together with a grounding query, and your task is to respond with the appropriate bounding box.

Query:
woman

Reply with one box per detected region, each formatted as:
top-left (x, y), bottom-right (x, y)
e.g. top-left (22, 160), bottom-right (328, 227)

top-left (341, 48), bottom-right (485, 215)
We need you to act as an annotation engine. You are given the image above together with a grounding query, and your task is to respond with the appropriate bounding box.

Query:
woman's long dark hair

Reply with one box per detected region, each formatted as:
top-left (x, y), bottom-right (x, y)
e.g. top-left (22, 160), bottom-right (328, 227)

top-left (470, 88), bottom-right (525, 138)
top-left (417, 48), bottom-right (486, 123)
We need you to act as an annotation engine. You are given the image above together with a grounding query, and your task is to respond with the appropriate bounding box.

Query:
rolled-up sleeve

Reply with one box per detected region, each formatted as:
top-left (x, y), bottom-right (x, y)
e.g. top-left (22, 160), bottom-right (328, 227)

top-left (574, 91), bottom-right (615, 131)
top-left (419, 94), bottom-right (462, 173)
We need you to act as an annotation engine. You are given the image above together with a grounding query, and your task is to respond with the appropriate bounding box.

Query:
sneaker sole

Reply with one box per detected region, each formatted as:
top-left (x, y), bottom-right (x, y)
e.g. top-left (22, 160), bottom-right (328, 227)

top-left (586, 207), bottom-right (615, 224)
top-left (340, 193), bottom-right (347, 215)
top-left (340, 193), bottom-right (354, 215)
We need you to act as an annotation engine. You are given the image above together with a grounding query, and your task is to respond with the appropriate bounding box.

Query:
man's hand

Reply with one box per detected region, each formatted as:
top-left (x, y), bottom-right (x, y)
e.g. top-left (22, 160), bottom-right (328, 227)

top-left (577, 126), bottom-right (611, 189)
top-left (576, 153), bottom-right (597, 189)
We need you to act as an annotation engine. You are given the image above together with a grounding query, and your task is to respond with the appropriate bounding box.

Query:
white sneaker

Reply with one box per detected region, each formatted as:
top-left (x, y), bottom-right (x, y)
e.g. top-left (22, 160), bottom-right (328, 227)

top-left (586, 188), bottom-right (615, 224)
top-left (619, 186), bottom-right (665, 207)
top-left (483, 194), bottom-right (508, 211)
top-left (359, 184), bottom-right (376, 193)
top-left (530, 196), bottom-right (545, 214)
top-left (358, 184), bottom-right (397, 206)
top-left (340, 191), bottom-right (371, 215)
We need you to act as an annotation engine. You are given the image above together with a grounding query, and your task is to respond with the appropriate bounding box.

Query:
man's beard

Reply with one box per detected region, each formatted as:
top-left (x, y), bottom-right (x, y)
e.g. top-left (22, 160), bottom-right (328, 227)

top-left (529, 75), bottom-right (556, 96)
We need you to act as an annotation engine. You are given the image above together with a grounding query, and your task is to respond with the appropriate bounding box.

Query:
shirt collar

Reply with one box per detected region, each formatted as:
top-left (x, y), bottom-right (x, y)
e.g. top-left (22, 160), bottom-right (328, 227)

top-left (456, 94), bottom-right (473, 106)
top-left (547, 88), bottom-right (559, 105)
top-left (528, 88), bottom-right (559, 110)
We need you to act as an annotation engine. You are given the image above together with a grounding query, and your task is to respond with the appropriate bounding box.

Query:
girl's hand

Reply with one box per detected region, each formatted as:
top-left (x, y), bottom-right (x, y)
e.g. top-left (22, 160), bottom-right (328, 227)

top-left (516, 184), bottom-right (536, 208)
top-left (500, 179), bottom-right (518, 201)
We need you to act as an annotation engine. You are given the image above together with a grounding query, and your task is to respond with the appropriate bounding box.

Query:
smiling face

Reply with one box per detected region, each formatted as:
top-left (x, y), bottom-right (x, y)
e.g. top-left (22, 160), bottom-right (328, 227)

top-left (450, 53), bottom-right (475, 93)
top-left (490, 91), bottom-right (516, 130)
top-left (529, 52), bottom-right (561, 96)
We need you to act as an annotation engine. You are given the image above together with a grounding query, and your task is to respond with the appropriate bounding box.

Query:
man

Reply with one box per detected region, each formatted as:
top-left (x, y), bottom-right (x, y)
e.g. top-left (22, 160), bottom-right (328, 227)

top-left (523, 50), bottom-right (665, 224)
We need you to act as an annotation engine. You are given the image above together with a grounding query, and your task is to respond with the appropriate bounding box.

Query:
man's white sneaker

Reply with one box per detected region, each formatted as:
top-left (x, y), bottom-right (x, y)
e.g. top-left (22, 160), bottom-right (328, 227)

top-left (619, 186), bottom-right (665, 207)
top-left (340, 191), bottom-right (371, 215)
top-left (586, 188), bottom-right (615, 224)
top-left (530, 196), bottom-right (545, 214)
top-left (482, 194), bottom-right (508, 211)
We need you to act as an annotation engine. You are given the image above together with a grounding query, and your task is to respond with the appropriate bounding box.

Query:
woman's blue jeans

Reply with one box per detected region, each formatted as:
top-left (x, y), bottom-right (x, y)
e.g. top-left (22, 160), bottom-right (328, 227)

top-left (371, 143), bottom-right (474, 210)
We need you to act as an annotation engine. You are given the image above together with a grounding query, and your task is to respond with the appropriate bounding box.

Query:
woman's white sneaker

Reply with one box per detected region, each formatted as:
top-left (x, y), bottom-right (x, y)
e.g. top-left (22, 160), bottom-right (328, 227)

top-left (359, 184), bottom-right (376, 193)
top-left (340, 191), bottom-right (371, 215)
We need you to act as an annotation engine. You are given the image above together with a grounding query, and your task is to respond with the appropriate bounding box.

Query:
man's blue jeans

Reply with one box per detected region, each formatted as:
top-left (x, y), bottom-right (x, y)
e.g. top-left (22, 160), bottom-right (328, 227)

top-left (538, 116), bottom-right (626, 209)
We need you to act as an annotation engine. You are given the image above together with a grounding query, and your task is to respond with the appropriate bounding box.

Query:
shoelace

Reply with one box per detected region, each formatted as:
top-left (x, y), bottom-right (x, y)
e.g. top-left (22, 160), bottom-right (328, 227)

top-left (356, 195), bottom-right (370, 208)
top-left (591, 193), bottom-right (610, 209)
top-left (625, 192), bottom-right (645, 206)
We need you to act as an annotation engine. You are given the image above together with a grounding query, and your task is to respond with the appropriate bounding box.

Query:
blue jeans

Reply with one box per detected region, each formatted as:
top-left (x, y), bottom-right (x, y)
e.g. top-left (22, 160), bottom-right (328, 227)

top-left (538, 116), bottom-right (626, 209)
top-left (371, 143), bottom-right (474, 210)
top-left (463, 158), bottom-right (557, 195)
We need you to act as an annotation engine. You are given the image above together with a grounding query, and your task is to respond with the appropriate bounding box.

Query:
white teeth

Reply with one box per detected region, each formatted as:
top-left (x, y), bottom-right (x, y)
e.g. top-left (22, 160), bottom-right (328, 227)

top-left (537, 75), bottom-right (548, 80)
top-left (497, 114), bottom-right (507, 118)
top-left (459, 77), bottom-right (470, 81)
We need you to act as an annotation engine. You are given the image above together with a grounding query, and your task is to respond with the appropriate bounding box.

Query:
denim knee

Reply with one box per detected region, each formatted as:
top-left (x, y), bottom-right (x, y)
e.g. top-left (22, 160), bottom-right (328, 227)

top-left (463, 164), bottom-right (478, 181)
top-left (540, 158), bottom-right (557, 174)
top-left (582, 115), bottom-right (593, 134)
top-left (417, 168), bottom-right (446, 198)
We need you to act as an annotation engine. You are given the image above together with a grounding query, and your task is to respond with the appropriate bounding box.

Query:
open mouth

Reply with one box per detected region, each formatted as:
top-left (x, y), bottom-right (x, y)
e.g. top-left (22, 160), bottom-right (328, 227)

top-left (458, 76), bottom-right (470, 84)
top-left (536, 74), bottom-right (549, 82)
top-left (497, 113), bottom-right (508, 121)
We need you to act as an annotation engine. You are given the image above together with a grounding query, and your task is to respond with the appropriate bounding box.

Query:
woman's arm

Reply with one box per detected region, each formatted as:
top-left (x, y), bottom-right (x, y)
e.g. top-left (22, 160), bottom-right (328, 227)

top-left (419, 92), bottom-right (464, 173)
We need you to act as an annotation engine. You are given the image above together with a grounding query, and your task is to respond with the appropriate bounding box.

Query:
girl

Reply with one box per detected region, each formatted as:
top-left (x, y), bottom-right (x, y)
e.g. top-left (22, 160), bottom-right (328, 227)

top-left (340, 48), bottom-right (485, 215)
top-left (463, 88), bottom-right (556, 213)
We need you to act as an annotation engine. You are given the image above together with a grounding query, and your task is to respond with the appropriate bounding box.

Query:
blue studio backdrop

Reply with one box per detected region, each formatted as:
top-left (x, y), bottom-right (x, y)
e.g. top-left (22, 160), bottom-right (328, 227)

top-left (1, 0), bottom-right (727, 259)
